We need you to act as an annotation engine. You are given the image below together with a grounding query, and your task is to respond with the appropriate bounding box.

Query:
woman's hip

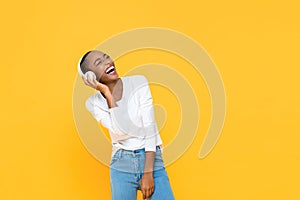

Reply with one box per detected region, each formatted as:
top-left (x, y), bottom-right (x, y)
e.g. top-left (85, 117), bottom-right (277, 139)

top-left (110, 146), bottom-right (165, 173)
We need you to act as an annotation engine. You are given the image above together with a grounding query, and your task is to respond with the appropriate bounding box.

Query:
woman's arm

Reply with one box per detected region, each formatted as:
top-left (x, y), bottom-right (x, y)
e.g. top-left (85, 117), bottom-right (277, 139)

top-left (141, 151), bottom-right (155, 199)
top-left (137, 76), bottom-right (159, 199)
top-left (104, 92), bottom-right (117, 108)
top-left (83, 72), bottom-right (124, 134)
top-left (83, 72), bottom-right (118, 110)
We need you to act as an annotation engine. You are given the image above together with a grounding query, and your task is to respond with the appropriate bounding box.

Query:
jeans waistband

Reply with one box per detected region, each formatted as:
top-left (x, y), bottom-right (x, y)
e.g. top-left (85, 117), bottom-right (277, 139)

top-left (121, 145), bottom-right (160, 154)
top-left (110, 145), bottom-right (165, 173)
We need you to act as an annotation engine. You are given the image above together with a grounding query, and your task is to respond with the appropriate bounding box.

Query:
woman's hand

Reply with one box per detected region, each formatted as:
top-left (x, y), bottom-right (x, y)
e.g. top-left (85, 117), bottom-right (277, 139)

top-left (81, 71), bottom-right (110, 95)
top-left (140, 172), bottom-right (154, 199)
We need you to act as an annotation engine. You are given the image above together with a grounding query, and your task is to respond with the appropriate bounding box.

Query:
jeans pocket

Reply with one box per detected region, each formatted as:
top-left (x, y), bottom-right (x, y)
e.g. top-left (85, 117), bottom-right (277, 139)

top-left (110, 150), bottom-right (121, 166)
top-left (110, 158), bottom-right (118, 166)
top-left (155, 152), bottom-right (163, 162)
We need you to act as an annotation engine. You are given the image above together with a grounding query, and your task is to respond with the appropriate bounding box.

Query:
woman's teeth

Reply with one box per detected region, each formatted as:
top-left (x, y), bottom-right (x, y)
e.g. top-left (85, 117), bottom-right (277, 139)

top-left (105, 66), bottom-right (115, 74)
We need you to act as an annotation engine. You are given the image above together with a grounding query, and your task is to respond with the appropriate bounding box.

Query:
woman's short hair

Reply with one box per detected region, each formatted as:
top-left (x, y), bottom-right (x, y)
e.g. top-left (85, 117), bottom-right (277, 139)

top-left (79, 50), bottom-right (92, 74)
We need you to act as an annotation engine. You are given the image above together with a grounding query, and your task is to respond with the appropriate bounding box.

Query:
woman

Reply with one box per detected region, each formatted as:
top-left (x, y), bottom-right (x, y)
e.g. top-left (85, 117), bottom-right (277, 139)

top-left (78, 50), bottom-right (175, 200)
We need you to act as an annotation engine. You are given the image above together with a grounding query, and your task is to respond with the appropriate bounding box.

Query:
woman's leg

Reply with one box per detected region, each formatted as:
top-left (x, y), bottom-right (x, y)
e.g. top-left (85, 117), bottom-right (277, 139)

top-left (110, 149), bottom-right (140, 200)
top-left (146, 147), bottom-right (175, 200)
top-left (109, 146), bottom-right (175, 200)
top-left (137, 146), bottom-right (175, 200)
top-left (110, 168), bottom-right (138, 200)
top-left (147, 167), bottom-right (175, 200)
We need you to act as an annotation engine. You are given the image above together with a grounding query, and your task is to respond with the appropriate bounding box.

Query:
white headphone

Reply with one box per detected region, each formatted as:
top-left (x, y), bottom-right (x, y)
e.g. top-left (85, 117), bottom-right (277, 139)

top-left (77, 55), bottom-right (85, 77)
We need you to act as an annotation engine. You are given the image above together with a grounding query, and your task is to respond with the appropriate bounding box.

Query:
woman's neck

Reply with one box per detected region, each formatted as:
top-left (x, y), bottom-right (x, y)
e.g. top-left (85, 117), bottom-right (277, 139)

top-left (102, 78), bottom-right (123, 101)
top-left (106, 78), bottom-right (121, 93)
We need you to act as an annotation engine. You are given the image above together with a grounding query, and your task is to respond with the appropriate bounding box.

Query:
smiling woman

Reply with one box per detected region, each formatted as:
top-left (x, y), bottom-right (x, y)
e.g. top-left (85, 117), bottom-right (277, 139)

top-left (79, 51), bottom-right (118, 83)
top-left (77, 50), bottom-right (175, 200)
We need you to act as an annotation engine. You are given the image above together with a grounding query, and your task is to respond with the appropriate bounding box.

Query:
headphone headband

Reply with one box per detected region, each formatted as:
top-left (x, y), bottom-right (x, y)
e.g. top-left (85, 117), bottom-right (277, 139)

top-left (77, 55), bottom-right (84, 77)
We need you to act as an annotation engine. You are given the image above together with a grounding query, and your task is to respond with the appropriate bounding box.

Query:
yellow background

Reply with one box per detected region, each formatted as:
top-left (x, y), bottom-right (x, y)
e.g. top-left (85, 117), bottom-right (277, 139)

top-left (1, 0), bottom-right (300, 199)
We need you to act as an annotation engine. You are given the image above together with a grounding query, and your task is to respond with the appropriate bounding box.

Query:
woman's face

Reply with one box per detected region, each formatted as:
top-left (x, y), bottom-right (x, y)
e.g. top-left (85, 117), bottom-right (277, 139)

top-left (85, 50), bottom-right (119, 84)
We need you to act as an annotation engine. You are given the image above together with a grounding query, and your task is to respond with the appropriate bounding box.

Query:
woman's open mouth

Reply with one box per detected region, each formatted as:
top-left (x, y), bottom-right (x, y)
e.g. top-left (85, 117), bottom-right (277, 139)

top-left (105, 63), bottom-right (116, 75)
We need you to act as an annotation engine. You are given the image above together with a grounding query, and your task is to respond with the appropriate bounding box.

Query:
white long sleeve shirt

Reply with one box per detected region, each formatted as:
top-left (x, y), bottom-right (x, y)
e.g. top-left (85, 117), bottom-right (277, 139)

top-left (85, 75), bottom-right (163, 157)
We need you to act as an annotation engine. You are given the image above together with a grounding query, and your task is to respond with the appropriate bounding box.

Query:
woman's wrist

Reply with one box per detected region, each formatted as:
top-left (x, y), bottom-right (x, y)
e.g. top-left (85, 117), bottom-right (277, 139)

top-left (95, 83), bottom-right (102, 91)
top-left (105, 93), bottom-right (118, 108)
top-left (104, 92), bottom-right (113, 100)
top-left (95, 83), bottom-right (110, 95)
top-left (143, 171), bottom-right (153, 176)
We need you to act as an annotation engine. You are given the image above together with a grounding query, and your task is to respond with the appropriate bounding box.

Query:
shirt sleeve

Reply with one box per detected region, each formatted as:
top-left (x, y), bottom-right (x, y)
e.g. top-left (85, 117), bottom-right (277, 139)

top-left (85, 96), bottom-right (124, 134)
top-left (85, 97), bottom-right (104, 122)
top-left (138, 76), bottom-right (158, 152)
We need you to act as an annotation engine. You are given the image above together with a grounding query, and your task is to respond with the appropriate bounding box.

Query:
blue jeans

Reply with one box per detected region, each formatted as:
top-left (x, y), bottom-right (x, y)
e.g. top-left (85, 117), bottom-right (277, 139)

top-left (110, 146), bottom-right (175, 200)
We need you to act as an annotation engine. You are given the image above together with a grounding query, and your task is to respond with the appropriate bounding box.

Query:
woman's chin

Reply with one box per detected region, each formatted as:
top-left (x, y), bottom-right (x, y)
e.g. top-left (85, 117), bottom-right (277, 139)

top-left (109, 71), bottom-right (119, 78)
top-left (101, 74), bottom-right (119, 83)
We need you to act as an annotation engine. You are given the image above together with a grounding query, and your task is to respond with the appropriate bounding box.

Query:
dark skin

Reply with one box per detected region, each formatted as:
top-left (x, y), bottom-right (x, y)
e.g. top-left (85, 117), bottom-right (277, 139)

top-left (81, 50), bottom-right (155, 199)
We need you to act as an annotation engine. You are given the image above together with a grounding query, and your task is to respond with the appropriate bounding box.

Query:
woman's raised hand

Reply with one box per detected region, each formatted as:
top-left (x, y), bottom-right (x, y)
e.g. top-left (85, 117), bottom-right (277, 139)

top-left (81, 71), bottom-right (110, 95)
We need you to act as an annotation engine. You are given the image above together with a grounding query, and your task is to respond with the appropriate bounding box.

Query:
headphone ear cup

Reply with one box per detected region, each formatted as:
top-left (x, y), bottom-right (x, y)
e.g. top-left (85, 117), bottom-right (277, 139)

top-left (85, 71), bottom-right (96, 81)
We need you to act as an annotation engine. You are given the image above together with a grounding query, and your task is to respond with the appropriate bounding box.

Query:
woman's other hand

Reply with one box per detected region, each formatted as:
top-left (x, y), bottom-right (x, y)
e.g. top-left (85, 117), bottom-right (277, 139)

top-left (140, 172), bottom-right (154, 199)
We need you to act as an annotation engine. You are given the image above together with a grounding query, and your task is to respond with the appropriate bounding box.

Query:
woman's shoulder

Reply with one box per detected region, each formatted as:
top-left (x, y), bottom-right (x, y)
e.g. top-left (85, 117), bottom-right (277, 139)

top-left (123, 75), bottom-right (149, 84)
top-left (85, 91), bottom-right (105, 107)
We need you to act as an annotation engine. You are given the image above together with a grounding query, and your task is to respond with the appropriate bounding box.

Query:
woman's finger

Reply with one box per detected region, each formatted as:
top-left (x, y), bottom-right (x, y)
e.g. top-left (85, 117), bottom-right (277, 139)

top-left (151, 187), bottom-right (154, 195)
top-left (146, 188), bottom-right (151, 199)
top-left (81, 75), bottom-right (88, 85)
top-left (92, 78), bottom-right (98, 86)
top-left (86, 75), bottom-right (92, 85)
top-left (86, 73), bottom-right (92, 82)
top-left (142, 188), bottom-right (146, 199)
